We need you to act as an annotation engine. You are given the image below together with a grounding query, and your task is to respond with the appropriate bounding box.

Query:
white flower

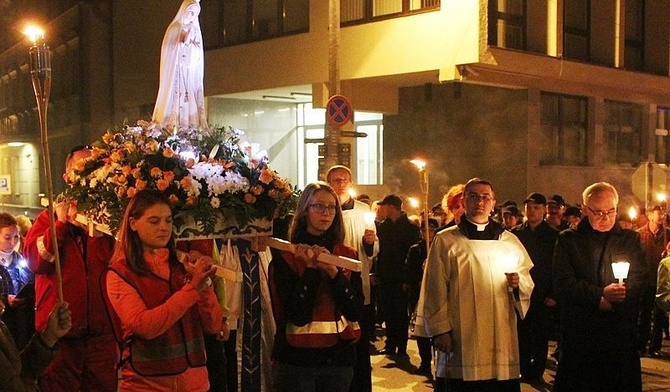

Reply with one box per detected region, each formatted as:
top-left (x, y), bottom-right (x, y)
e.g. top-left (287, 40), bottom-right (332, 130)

top-left (210, 197), bottom-right (220, 208)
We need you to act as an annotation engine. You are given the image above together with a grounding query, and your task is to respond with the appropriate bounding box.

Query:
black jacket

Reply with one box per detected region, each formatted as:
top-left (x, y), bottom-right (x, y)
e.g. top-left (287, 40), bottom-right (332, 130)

top-left (512, 220), bottom-right (559, 306)
top-left (376, 213), bottom-right (420, 288)
top-left (552, 218), bottom-right (645, 352)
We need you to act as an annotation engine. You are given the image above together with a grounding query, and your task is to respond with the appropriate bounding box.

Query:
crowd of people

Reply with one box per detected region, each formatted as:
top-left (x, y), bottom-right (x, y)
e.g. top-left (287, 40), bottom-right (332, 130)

top-left (3, 147), bottom-right (670, 392)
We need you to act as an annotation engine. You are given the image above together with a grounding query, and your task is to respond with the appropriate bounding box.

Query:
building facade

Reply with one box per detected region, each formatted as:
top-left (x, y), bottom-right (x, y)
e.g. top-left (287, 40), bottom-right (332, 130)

top-left (2, 0), bottom-right (670, 215)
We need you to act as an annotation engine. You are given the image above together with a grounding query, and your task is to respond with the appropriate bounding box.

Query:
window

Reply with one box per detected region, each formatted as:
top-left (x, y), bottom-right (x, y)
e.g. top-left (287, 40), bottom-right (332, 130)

top-left (487, 0), bottom-right (526, 50)
top-left (604, 101), bottom-right (642, 165)
top-left (563, 0), bottom-right (590, 61)
top-left (624, 0), bottom-right (644, 71)
top-left (657, 107), bottom-right (670, 165)
top-left (540, 93), bottom-right (588, 166)
top-left (341, 0), bottom-right (439, 24)
top-left (205, 0), bottom-right (309, 48)
top-left (296, 104), bottom-right (383, 188)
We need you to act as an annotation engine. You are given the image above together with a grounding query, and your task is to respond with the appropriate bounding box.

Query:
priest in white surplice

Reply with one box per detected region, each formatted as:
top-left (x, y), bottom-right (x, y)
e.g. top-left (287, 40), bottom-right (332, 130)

top-left (420, 178), bottom-right (534, 392)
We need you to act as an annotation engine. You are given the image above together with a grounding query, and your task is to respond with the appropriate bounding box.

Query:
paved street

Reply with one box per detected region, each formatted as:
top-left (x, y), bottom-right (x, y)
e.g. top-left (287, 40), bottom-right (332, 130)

top-left (370, 336), bottom-right (670, 391)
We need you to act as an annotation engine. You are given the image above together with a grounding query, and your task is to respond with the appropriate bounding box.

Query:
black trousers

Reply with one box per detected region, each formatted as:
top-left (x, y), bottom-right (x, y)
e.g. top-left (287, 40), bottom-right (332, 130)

top-left (517, 304), bottom-right (551, 379)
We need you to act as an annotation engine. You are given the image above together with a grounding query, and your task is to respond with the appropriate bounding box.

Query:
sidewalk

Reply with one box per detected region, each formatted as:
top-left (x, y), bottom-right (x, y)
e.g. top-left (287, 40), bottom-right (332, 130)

top-left (370, 337), bottom-right (670, 391)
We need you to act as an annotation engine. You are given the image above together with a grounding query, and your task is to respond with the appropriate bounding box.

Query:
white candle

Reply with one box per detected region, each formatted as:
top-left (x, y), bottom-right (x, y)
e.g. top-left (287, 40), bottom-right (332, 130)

top-left (612, 261), bottom-right (630, 284)
top-left (500, 254), bottom-right (519, 293)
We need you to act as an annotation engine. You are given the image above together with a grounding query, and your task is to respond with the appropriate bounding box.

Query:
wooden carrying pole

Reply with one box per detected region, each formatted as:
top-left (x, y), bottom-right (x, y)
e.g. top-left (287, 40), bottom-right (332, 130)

top-left (212, 237), bottom-right (362, 276)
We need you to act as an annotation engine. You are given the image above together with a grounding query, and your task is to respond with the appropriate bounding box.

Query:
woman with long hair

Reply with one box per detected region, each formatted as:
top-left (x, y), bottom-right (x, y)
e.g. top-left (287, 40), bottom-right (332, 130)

top-left (269, 181), bottom-right (364, 392)
top-left (103, 189), bottom-right (221, 391)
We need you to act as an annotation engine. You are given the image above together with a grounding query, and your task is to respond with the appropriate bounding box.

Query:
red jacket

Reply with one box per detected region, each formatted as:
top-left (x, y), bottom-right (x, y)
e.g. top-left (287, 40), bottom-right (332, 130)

top-left (23, 209), bottom-right (114, 337)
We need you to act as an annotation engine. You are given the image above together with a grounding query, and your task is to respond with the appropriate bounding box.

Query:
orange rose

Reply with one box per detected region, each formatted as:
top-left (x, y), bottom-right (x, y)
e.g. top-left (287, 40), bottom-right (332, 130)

top-left (146, 139), bottom-right (158, 153)
top-left (110, 151), bottom-right (123, 163)
top-left (163, 171), bottom-right (175, 183)
top-left (244, 193), bottom-right (256, 204)
top-left (126, 187), bottom-right (136, 198)
top-left (168, 194), bottom-right (179, 204)
top-left (251, 185), bottom-right (264, 196)
top-left (150, 167), bottom-right (162, 178)
top-left (135, 179), bottom-right (147, 191)
top-left (258, 168), bottom-right (273, 184)
top-left (180, 177), bottom-right (192, 189)
top-left (268, 189), bottom-right (278, 198)
top-left (116, 174), bottom-right (127, 184)
top-left (186, 195), bottom-right (197, 206)
top-left (163, 147), bottom-right (174, 158)
top-left (131, 167), bottom-right (141, 178)
top-left (102, 132), bottom-right (113, 144)
top-left (73, 159), bottom-right (87, 172)
top-left (91, 147), bottom-right (104, 160)
top-left (156, 178), bottom-right (169, 191)
top-left (121, 165), bottom-right (132, 176)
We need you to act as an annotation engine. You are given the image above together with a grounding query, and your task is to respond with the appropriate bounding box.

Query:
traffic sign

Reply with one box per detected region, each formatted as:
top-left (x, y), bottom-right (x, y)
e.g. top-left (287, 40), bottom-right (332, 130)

top-left (632, 162), bottom-right (668, 203)
top-left (326, 94), bottom-right (353, 127)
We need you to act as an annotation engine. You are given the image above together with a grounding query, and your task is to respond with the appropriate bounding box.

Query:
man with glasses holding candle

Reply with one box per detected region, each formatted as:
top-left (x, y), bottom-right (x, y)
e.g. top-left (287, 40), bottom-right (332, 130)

top-left (326, 165), bottom-right (378, 392)
top-left (552, 182), bottom-right (645, 392)
top-left (419, 177), bottom-right (534, 392)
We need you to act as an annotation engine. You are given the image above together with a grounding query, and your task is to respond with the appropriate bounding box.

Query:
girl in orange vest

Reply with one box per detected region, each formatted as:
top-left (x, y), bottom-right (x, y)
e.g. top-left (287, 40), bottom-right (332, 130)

top-left (269, 181), bottom-right (364, 392)
top-left (103, 190), bottom-right (222, 392)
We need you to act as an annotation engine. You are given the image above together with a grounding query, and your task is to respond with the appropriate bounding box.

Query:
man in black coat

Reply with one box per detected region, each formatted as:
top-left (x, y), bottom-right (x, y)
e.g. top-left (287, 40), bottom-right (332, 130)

top-left (511, 193), bottom-right (559, 384)
top-left (376, 194), bottom-right (420, 357)
top-left (552, 182), bottom-right (645, 392)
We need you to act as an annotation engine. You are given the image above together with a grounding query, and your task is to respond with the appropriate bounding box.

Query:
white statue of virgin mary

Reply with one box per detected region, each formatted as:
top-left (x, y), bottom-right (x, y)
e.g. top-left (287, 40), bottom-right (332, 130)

top-left (152, 0), bottom-right (208, 130)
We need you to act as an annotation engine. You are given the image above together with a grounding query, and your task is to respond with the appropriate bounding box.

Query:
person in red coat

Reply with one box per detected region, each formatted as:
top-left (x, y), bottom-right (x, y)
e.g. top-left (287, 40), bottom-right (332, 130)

top-left (23, 146), bottom-right (118, 392)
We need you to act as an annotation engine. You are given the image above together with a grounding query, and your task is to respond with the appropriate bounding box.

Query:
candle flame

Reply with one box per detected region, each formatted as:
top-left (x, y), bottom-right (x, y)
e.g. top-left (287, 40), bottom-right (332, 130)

top-left (500, 254), bottom-right (519, 273)
top-left (628, 206), bottom-right (637, 220)
top-left (408, 197), bottom-right (420, 209)
top-left (364, 212), bottom-right (376, 226)
top-left (612, 261), bottom-right (630, 280)
top-left (24, 25), bottom-right (45, 46)
top-left (348, 188), bottom-right (357, 199)
top-left (410, 159), bottom-right (426, 170)
top-left (657, 193), bottom-right (667, 203)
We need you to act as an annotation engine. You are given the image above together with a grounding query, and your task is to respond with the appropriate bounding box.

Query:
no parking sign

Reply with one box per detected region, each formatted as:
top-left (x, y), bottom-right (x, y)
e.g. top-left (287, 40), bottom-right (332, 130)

top-left (326, 94), bottom-right (353, 127)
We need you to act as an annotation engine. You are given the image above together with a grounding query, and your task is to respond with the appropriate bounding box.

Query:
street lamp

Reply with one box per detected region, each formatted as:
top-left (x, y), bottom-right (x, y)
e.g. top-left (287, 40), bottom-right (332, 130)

top-left (25, 25), bottom-right (63, 304)
top-left (410, 159), bottom-right (430, 257)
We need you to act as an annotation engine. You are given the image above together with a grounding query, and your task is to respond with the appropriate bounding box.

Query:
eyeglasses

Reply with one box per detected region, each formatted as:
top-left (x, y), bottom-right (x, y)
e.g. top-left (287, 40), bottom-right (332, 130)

top-left (587, 206), bottom-right (617, 219)
top-left (329, 178), bottom-right (350, 184)
top-left (466, 193), bottom-right (494, 203)
top-left (309, 203), bottom-right (338, 214)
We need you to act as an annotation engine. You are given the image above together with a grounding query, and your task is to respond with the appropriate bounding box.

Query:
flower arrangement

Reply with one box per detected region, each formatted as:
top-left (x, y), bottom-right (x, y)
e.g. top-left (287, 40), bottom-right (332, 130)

top-left (61, 120), bottom-right (298, 237)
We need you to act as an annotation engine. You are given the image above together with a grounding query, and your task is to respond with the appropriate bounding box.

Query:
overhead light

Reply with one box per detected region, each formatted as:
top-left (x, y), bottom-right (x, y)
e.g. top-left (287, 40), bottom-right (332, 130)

top-left (290, 92), bottom-right (312, 97)
top-left (7, 142), bottom-right (25, 147)
top-left (262, 95), bottom-right (295, 101)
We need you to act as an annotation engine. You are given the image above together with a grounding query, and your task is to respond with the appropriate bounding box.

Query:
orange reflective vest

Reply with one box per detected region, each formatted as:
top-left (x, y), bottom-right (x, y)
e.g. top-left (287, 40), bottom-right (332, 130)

top-left (103, 260), bottom-right (207, 376)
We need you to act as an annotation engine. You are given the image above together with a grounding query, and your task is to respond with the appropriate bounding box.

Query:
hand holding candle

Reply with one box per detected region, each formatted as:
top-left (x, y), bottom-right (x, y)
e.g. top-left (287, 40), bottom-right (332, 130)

top-left (500, 254), bottom-right (519, 292)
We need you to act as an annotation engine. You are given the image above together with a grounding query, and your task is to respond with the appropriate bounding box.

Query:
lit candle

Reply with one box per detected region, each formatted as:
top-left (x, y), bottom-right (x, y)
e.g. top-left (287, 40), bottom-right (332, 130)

top-left (348, 188), bottom-right (357, 199)
top-left (364, 212), bottom-right (376, 230)
top-left (500, 254), bottom-right (519, 293)
top-left (612, 261), bottom-right (630, 284)
top-left (408, 197), bottom-right (420, 211)
top-left (628, 206), bottom-right (637, 226)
